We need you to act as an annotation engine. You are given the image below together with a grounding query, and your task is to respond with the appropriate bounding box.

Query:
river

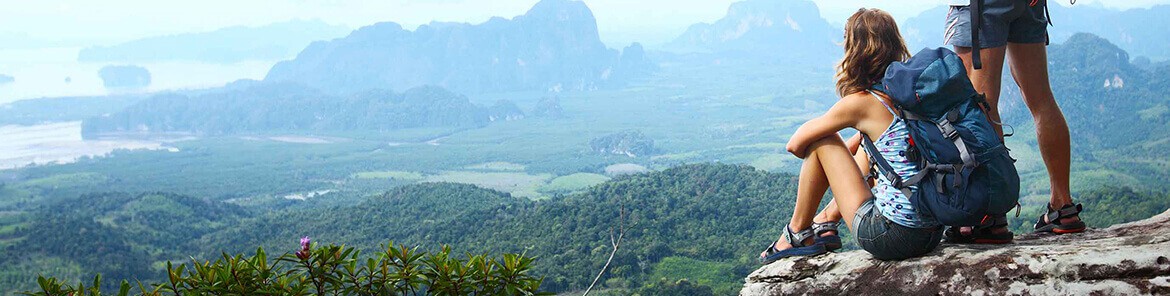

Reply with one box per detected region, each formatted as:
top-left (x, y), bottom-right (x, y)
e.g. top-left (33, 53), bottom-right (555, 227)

top-left (0, 47), bottom-right (275, 104)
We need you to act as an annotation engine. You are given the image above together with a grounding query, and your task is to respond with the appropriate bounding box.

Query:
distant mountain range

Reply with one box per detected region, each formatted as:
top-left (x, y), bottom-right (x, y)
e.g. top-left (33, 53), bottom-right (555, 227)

top-left (899, 4), bottom-right (1170, 60)
top-left (264, 0), bottom-right (653, 95)
top-left (77, 20), bottom-right (350, 63)
top-left (664, 0), bottom-right (839, 63)
top-left (664, 1), bottom-right (1170, 63)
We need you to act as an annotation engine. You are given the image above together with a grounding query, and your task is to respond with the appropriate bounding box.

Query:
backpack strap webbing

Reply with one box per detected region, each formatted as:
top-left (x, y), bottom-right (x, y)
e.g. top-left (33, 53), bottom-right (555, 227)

top-left (860, 133), bottom-right (923, 198)
top-left (904, 110), bottom-right (976, 169)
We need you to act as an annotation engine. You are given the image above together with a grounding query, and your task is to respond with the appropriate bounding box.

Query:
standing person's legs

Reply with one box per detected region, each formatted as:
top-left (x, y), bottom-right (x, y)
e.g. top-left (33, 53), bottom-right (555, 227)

top-left (1006, 42), bottom-right (1081, 227)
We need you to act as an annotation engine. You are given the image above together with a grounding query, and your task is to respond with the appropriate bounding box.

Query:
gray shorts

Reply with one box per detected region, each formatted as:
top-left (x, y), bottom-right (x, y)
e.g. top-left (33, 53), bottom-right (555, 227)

top-left (944, 0), bottom-right (1049, 48)
top-left (854, 199), bottom-right (944, 260)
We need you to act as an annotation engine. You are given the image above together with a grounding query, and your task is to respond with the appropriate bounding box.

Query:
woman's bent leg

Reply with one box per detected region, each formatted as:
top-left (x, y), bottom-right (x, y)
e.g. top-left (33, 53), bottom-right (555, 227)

top-left (802, 136), bottom-right (872, 231)
top-left (767, 135), bottom-right (874, 254)
top-left (813, 147), bottom-right (872, 224)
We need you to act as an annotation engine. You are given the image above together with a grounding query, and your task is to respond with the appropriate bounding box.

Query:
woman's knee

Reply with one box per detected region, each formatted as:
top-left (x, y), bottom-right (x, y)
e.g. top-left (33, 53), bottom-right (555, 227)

top-left (807, 135), bottom-right (847, 152)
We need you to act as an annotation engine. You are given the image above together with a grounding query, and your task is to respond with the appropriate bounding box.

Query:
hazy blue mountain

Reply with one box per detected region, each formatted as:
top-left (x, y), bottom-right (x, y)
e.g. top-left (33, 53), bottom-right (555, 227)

top-left (664, 0), bottom-right (839, 62)
top-left (1046, 4), bottom-right (1170, 60)
top-left (0, 74), bottom-right (12, 84)
top-left (0, 95), bottom-right (146, 125)
top-left (531, 96), bottom-right (565, 118)
top-left (264, 0), bottom-right (651, 95)
top-left (77, 20), bottom-right (350, 63)
top-left (97, 65), bottom-right (151, 88)
top-left (80, 83), bottom-right (494, 138)
top-left (488, 100), bottom-right (525, 122)
top-left (901, 4), bottom-right (1170, 60)
top-left (589, 130), bottom-right (656, 157)
top-left (901, 6), bottom-right (951, 51)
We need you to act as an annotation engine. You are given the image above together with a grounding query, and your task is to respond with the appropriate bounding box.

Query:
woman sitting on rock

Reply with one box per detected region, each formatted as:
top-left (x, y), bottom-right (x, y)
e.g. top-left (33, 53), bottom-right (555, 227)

top-left (759, 8), bottom-right (944, 263)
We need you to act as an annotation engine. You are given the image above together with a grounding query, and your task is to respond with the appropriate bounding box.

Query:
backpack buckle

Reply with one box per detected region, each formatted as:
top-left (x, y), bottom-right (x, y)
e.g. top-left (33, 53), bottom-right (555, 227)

top-left (938, 120), bottom-right (959, 139)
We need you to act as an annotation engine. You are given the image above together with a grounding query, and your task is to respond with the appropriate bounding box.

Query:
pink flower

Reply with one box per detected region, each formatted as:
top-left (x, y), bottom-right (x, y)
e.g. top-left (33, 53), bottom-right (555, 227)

top-left (296, 236), bottom-right (311, 260)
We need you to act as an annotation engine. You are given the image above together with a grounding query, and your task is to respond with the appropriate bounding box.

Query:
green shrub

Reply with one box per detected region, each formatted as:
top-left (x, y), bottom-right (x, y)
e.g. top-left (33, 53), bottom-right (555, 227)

top-left (22, 239), bottom-right (549, 296)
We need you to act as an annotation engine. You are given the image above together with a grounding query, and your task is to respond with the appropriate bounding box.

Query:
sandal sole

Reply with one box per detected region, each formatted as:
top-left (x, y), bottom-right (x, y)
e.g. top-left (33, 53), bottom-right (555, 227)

top-left (1035, 221), bottom-right (1086, 234)
top-left (1052, 227), bottom-right (1085, 234)
top-left (759, 246), bottom-right (828, 265)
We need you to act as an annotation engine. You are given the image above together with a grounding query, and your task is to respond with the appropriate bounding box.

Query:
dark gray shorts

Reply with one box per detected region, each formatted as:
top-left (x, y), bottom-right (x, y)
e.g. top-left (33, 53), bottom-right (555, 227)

top-left (854, 199), bottom-right (944, 260)
top-left (944, 0), bottom-right (1049, 48)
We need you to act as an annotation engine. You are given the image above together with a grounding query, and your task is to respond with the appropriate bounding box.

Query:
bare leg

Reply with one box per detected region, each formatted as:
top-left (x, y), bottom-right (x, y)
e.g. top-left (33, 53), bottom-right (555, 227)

top-left (812, 148), bottom-right (871, 228)
top-left (954, 46), bottom-right (1009, 137)
top-left (767, 136), bottom-right (872, 252)
top-left (1007, 42), bottom-right (1077, 223)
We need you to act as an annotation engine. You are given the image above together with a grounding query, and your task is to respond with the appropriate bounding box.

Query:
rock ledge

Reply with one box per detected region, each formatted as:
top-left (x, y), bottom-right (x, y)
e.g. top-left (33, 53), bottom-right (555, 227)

top-left (742, 209), bottom-right (1170, 295)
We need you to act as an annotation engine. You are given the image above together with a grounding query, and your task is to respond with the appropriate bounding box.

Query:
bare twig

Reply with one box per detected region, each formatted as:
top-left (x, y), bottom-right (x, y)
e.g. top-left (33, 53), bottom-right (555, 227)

top-left (582, 205), bottom-right (626, 296)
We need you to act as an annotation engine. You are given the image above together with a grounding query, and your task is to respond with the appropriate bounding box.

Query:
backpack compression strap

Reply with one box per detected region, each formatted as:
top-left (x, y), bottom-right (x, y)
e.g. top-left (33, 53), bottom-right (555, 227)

top-left (903, 110), bottom-right (976, 168)
top-left (902, 109), bottom-right (978, 193)
top-left (860, 133), bottom-right (924, 198)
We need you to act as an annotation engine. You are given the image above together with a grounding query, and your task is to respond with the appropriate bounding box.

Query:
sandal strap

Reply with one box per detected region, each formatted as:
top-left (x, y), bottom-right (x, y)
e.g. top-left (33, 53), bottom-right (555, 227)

top-left (1058, 203), bottom-right (1083, 218)
top-left (783, 225), bottom-right (816, 248)
top-left (1043, 203), bottom-right (1083, 225)
top-left (812, 221), bottom-right (840, 236)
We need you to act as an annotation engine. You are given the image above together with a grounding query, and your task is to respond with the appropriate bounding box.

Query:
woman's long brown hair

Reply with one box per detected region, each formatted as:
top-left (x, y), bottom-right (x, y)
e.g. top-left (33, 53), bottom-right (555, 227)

top-left (835, 8), bottom-right (911, 97)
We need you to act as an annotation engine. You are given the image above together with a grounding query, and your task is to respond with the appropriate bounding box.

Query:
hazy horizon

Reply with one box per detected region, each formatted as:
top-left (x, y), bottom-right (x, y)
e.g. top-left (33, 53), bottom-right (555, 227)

top-left (3, 0), bottom-right (1165, 48)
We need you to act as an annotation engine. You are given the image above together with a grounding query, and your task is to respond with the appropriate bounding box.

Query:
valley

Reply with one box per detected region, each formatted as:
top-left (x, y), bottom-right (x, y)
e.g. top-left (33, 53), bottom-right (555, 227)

top-left (3, 0), bottom-right (1170, 294)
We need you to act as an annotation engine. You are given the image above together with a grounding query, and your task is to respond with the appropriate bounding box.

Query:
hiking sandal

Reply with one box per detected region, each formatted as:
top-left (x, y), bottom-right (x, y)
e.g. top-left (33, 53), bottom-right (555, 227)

top-left (759, 225), bottom-right (828, 265)
top-left (812, 221), bottom-right (842, 251)
top-left (1034, 203), bottom-right (1086, 234)
top-left (943, 215), bottom-right (1014, 244)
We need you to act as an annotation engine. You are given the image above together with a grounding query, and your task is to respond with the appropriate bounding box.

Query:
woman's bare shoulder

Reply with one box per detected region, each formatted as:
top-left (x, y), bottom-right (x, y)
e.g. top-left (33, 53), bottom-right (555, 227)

top-left (833, 91), bottom-right (875, 113)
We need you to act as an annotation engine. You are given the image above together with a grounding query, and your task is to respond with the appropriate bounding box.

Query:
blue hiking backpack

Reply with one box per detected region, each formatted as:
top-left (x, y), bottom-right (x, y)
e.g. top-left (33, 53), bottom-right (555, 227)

top-left (862, 47), bottom-right (1021, 226)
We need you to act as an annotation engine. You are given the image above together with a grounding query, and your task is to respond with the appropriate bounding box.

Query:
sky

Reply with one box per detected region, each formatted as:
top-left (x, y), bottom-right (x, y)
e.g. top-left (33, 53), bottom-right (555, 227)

top-left (0, 0), bottom-right (1166, 48)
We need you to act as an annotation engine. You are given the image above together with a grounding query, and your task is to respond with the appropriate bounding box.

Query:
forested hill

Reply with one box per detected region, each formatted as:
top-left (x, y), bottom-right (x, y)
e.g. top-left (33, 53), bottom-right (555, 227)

top-left (264, 0), bottom-right (652, 94)
top-left (4, 163), bottom-right (1168, 294)
top-left (0, 192), bottom-right (247, 292)
top-left (199, 164), bottom-right (804, 294)
top-left (79, 82), bottom-right (513, 138)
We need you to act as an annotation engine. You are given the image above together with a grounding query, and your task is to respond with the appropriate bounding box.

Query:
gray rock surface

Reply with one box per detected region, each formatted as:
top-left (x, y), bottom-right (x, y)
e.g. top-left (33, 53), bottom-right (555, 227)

top-left (742, 209), bottom-right (1170, 295)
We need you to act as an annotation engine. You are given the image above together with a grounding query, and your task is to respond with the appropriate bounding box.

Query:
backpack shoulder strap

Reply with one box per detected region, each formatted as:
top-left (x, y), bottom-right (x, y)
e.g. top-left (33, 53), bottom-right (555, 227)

top-left (865, 90), bottom-right (899, 116)
top-left (861, 134), bottom-right (914, 198)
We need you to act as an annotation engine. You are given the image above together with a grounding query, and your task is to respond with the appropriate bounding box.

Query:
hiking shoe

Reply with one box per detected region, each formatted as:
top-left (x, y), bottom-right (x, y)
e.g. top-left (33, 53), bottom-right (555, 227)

top-left (1034, 203), bottom-right (1086, 234)
top-left (943, 215), bottom-right (1013, 244)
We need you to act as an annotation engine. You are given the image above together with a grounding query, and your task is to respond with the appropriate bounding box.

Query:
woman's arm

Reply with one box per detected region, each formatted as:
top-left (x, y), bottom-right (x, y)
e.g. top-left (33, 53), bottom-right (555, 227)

top-left (845, 133), bottom-right (862, 155)
top-left (786, 94), bottom-right (867, 158)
